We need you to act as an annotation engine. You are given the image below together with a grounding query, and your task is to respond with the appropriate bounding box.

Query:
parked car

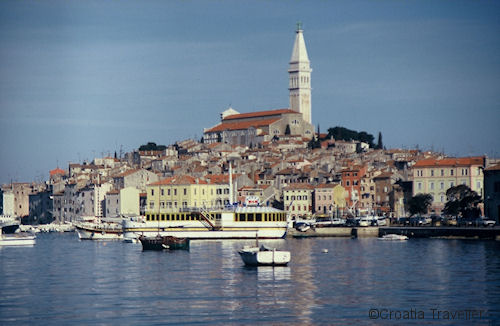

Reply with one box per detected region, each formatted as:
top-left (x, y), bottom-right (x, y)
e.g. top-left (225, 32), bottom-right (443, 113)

top-left (418, 217), bottom-right (432, 226)
top-left (482, 218), bottom-right (496, 227)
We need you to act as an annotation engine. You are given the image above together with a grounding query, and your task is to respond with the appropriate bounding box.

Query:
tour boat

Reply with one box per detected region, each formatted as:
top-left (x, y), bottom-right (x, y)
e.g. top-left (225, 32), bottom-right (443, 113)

top-left (378, 234), bottom-right (409, 241)
top-left (122, 206), bottom-right (288, 241)
top-left (74, 217), bottom-right (123, 240)
top-left (0, 229), bottom-right (36, 246)
top-left (238, 244), bottom-right (291, 266)
top-left (139, 235), bottom-right (190, 250)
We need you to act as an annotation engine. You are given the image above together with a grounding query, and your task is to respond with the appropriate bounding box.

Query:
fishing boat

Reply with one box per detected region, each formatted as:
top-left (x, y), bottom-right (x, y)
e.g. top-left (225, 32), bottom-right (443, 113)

top-left (378, 234), bottom-right (409, 241)
top-left (74, 217), bottom-right (123, 240)
top-left (0, 229), bottom-right (36, 246)
top-left (122, 206), bottom-right (288, 241)
top-left (139, 235), bottom-right (189, 250)
top-left (238, 244), bottom-right (291, 266)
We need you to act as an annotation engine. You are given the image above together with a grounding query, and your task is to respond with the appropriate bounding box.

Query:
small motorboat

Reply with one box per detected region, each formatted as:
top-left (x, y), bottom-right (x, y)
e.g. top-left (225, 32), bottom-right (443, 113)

top-left (238, 245), bottom-right (291, 266)
top-left (139, 235), bottom-right (190, 250)
top-left (0, 229), bottom-right (36, 246)
top-left (378, 234), bottom-right (409, 241)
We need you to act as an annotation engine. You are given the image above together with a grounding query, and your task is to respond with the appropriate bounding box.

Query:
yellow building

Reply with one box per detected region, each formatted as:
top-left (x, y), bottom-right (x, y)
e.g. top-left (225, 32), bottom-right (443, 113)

top-left (146, 175), bottom-right (230, 215)
top-left (412, 156), bottom-right (485, 214)
top-left (283, 183), bottom-right (314, 219)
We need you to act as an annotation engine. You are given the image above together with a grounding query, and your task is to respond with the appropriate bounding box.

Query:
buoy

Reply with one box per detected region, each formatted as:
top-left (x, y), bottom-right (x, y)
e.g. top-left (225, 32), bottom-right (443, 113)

top-left (322, 249), bottom-right (328, 253)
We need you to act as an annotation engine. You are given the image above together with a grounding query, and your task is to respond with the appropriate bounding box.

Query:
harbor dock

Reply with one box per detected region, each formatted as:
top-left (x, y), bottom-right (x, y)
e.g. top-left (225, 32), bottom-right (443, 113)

top-left (289, 226), bottom-right (500, 240)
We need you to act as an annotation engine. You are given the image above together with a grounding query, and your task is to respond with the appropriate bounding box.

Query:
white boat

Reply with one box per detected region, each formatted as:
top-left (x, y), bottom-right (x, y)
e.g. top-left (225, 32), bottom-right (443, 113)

top-left (378, 234), bottom-right (409, 241)
top-left (122, 206), bottom-right (288, 241)
top-left (74, 217), bottom-right (123, 240)
top-left (0, 215), bottom-right (21, 234)
top-left (238, 245), bottom-right (291, 266)
top-left (0, 229), bottom-right (36, 246)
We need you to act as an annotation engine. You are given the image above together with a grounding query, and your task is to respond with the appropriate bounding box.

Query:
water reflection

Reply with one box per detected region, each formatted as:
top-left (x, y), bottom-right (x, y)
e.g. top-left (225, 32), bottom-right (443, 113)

top-left (1, 234), bottom-right (499, 325)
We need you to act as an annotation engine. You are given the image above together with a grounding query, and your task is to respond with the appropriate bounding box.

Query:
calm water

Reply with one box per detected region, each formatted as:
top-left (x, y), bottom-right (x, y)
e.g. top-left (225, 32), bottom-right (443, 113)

top-left (1, 233), bottom-right (499, 325)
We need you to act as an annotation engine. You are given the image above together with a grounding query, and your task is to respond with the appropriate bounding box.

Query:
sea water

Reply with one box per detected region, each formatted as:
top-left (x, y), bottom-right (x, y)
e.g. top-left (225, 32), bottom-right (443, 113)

top-left (1, 233), bottom-right (499, 325)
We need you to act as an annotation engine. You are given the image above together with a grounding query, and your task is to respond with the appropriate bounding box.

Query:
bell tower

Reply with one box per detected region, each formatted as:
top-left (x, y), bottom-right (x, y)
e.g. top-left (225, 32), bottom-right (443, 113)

top-left (288, 22), bottom-right (312, 124)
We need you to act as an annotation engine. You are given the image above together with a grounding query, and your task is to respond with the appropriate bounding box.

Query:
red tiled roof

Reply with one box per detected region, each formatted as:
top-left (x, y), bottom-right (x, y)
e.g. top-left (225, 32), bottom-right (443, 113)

top-left (283, 183), bottom-right (314, 190)
top-left (205, 118), bottom-right (281, 133)
top-left (50, 168), bottom-right (66, 176)
top-left (149, 175), bottom-right (207, 186)
top-left (485, 163), bottom-right (500, 171)
top-left (413, 156), bottom-right (485, 168)
top-left (223, 108), bottom-right (295, 121)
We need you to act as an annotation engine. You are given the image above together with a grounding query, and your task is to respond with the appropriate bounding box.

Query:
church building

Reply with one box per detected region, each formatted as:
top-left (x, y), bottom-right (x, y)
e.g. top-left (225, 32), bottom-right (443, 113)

top-left (203, 24), bottom-right (314, 146)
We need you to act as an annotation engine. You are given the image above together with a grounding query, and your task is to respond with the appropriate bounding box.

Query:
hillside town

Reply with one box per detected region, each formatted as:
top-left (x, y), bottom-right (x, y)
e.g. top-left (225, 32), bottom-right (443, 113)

top-left (1, 137), bottom-right (499, 226)
top-left (1, 24), bottom-right (499, 226)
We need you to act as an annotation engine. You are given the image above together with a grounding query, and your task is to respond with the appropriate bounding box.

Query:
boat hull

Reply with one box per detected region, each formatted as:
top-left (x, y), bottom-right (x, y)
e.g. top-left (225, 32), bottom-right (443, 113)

top-left (139, 235), bottom-right (189, 250)
top-left (124, 227), bottom-right (287, 241)
top-left (0, 233), bottom-right (36, 246)
top-left (75, 226), bottom-right (123, 241)
top-left (238, 247), bottom-right (290, 266)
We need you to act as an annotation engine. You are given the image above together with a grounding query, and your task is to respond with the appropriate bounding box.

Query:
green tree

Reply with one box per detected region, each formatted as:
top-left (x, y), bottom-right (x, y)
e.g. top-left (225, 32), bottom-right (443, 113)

top-left (139, 142), bottom-right (166, 151)
top-left (443, 185), bottom-right (481, 219)
top-left (326, 126), bottom-right (375, 148)
top-left (408, 193), bottom-right (433, 216)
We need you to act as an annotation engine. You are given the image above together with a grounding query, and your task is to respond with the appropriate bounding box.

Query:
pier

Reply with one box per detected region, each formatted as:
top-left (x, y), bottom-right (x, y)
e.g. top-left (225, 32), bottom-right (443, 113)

top-left (288, 226), bottom-right (500, 240)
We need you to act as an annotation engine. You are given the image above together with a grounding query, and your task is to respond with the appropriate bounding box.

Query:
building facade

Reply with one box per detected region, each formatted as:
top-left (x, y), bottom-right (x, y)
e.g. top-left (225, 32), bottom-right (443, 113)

top-left (412, 156), bottom-right (485, 214)
top-left (283, 183), bottom-right (314, 219)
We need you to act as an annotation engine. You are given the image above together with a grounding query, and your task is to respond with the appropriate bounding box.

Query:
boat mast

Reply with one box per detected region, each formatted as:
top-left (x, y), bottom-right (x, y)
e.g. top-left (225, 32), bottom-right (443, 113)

top-left (229, 161), bottom-right (233, 206)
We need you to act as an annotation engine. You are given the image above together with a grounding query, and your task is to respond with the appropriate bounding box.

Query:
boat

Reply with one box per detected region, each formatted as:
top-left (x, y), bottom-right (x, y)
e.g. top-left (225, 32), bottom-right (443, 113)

top-left (74, 217), bottom-right (123, 240)
top-left (0, 215), bottom-right (21, 234)
top-left (0, 229), bottom-right (36, 246)
top-left (139, 235), bottom-right (190, 250)
top-left (122, 206), bottom-right (288, 241)
top-left (378, 234), bottom-right (409, 241)
top-left (238, 244), bottom-right (291, 266)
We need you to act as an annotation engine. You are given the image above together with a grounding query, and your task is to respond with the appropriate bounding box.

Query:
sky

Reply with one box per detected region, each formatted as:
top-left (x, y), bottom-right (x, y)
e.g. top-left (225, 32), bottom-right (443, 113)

top-left (1, 0), bottom-right (499, 184)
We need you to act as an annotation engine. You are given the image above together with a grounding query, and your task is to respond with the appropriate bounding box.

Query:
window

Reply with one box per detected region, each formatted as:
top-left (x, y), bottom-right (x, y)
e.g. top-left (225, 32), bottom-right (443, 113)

top-left (161, 189), bottom-right (164, 196)
top-left (450, 182), bottom-right (454, 188)
top-left (160, 201), bottom-right (165, 209)
top-left (346, 181), bottom-right (350, 186)
top-left (183, 188), bottom-right (187, 196)
top-left (440, 182), bottom-right (444, 190)
top-left (430, 183), bottom-right (434, 190)
top-left (450, 169), bottom-right (454, 176)
top-left (174, 189), bottom-right (177, 196)
top-left (431, 170), bottom-right (434, 177)
top-left (149, 202), bottom-right (154, 209)
top-left (441, 169), bottom-right (444, 176)
top-left (168, 189), bottom-right (171, 196)
top-left (418, 183), bottom-right (422, 191)
top-left (151, 189), bottom-right (154, 196)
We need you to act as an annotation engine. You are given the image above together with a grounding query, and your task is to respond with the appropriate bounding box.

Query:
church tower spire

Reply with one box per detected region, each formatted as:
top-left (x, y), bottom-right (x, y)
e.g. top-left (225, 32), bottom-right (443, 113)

top-left (288, 22), bottom-right (312, 124)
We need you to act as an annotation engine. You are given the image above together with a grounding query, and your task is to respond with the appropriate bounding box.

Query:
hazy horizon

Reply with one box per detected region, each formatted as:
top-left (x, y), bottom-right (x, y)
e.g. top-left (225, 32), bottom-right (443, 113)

top-left (1, 0), bottom-right (499, 184)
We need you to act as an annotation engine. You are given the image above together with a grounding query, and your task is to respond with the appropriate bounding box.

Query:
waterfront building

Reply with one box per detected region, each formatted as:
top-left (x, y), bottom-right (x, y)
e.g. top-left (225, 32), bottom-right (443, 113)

top-left (341, 165), bottom-right (367, 214)
top-left (203, 25), bottom-right (314, 146)
top-left (484, 163), bottom-right (500, 221)
top-left (412, 156), bottom-right (485, 214)
top-left (283, 183), bottom-right (314, 220)
top-left (1, 183), bottom-right (33, 219)
top-left (28, 188), bottom-right (53, 224)
top-left (112, 168), bottom-right (159, 191)
top-left (314, 184), bottom-right (336, 215)
top-left (146, 175), bottom-right (231, 214)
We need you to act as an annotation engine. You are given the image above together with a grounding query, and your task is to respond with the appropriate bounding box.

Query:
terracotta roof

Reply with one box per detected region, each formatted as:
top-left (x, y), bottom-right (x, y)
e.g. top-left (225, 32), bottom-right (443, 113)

top-left (315, 183), bottom-right (338, 189)
top-left (283, 183), bottom-right (314, 190)
top-left (115, 169), bottom-right (140, 178)
top-left (223, 108), bottom-right (295, 121)
top-left (50, 168), bottom-right (66, 176)
top-left (149, 175), bottom-right (207, 186)
top-left (413, 156), bottom-right (485, 168)
top-left (485, 163), bottom-right (500, 171)
top-left (205, 118), bottom-right (281, 133)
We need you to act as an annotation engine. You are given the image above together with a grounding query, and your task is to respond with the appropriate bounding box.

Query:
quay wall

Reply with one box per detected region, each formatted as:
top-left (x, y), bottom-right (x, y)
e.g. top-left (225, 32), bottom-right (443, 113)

top-left (379, 227), bottom-right (500, 240)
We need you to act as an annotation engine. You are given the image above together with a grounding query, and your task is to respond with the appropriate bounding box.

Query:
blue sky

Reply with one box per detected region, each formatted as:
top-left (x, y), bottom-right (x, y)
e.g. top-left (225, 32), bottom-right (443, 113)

top-left (1, 0), bottom-right (499, 184)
